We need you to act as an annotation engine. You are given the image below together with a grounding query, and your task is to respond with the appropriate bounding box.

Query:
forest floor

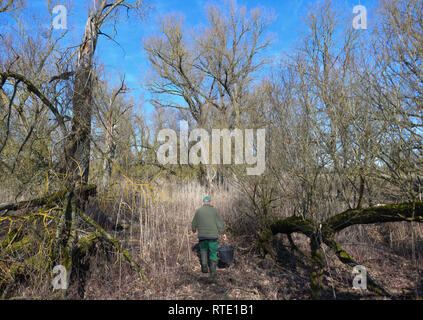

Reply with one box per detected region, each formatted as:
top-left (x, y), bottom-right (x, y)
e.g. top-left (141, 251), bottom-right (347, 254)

top-left (82, 231), bottom-right (423, 300)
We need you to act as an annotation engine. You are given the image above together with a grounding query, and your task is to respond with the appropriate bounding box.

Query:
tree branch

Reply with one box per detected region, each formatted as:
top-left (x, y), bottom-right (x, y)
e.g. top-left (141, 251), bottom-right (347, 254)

top-left (0, 184), bottom-right (96, 214)
top-left (325, 202), bottom-right (423, 233)
top-left (0, 72), bottom-right (67, 135)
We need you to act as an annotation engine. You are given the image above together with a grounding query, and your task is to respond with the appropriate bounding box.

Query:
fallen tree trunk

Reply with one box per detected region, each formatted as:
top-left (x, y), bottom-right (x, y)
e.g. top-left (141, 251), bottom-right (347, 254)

top-left (269, 201), bottom-right (423, 298)
top-left (325, 202), bottom-right (423, 233)
top-left (0, 184), bottom-right (96, 214)
top-left (0, 183), bottom-right (145, 299)
top-left (321, 235), bottom-right (390, 296)
top-left (78, 210), bottom-right (145, 279)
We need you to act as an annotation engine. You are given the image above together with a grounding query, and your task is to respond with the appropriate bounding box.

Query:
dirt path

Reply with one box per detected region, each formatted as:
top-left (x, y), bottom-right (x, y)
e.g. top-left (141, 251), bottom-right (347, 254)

top-left (168, 236), bottom-right (423, 300)
top-left (83, 234), bottom-right (423, 300)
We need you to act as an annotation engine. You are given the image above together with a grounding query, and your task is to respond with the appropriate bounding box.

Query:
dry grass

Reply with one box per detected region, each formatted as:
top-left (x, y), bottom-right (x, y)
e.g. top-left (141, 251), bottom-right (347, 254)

top-left (1, 179), bottom-right (423, 299)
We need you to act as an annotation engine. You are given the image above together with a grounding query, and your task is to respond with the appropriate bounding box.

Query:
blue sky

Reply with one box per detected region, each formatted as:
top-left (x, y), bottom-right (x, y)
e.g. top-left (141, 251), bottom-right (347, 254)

top-left (2, 0), bottom-right (379, 117)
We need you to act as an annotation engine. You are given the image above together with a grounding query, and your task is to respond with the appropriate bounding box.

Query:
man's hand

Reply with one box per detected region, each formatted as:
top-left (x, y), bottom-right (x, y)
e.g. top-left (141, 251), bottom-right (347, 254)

top-left (222, 234), bottom-right (227, 241)
top-left (193, 231), bottom-right (198, 236)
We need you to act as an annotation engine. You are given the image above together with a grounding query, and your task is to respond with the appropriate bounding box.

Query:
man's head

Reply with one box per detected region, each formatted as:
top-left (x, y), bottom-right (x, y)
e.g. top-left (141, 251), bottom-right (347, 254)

top-left (203, 196), bottom-right (211, 204)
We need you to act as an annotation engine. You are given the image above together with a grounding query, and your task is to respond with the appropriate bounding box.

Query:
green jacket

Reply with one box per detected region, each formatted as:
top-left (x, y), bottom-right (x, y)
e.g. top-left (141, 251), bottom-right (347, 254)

top-left (192, 204), bottom-right (226, 239)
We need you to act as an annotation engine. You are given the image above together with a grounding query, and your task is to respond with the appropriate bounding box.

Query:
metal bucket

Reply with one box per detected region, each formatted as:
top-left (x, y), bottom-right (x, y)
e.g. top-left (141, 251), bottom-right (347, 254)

top-left (218, 245), bottom-right (234, 265)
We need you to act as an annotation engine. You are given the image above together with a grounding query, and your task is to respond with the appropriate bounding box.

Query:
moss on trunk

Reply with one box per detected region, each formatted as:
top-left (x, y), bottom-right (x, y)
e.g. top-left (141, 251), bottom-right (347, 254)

top-left (310, 235), bottom-right (324, 299)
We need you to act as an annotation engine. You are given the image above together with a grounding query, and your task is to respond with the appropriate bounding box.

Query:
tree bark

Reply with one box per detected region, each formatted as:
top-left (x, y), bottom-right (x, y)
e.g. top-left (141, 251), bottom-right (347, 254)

top-left (64, 15), bottom-right (99, 183)
top-left (310, 234), bottom-right (324, 299)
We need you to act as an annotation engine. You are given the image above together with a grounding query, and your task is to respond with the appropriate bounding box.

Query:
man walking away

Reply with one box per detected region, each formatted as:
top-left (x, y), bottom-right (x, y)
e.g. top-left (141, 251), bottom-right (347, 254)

top-left (192, 196), bottom-right (227, 279)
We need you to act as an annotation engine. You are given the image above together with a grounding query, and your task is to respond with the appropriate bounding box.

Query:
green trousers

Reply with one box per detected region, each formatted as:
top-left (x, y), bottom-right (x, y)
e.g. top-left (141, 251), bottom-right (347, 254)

top-left (199, 239), bottom-right (218, 262)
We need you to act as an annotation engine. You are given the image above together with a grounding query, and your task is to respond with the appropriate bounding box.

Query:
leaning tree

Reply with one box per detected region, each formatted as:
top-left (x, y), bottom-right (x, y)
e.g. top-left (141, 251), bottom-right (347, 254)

top-left (0, 0), bottom-right (147, 298)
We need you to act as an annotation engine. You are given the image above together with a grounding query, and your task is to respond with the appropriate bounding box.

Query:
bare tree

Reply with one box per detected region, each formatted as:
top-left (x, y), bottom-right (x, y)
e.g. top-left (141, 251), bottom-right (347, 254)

top-left (236, 0), bottom-right (423, 299)
top-left (145, 1), bottom-right (272, 128)
top-left (144, 0), bottom-right (272, 185)
top-left (91, 71), bottom-right (132, 188)
top-left (0, 0), bottom-right (148, 298)
top-left (63, 0), bottom-right (145, 184)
